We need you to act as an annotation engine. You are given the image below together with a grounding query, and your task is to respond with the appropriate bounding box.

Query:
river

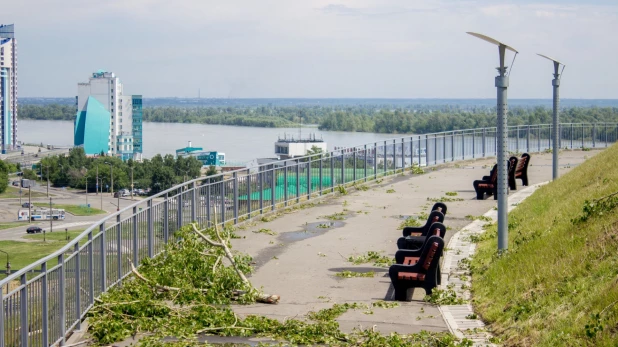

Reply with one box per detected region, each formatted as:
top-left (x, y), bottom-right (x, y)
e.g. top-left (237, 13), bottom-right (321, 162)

top-left (18, 120), bottom-right (403, 163)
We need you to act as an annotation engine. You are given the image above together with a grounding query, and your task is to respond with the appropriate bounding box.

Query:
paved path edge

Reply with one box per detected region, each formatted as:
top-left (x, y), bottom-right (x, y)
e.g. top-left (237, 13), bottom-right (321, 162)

top-left (438, 181), bottom-right (548, 345)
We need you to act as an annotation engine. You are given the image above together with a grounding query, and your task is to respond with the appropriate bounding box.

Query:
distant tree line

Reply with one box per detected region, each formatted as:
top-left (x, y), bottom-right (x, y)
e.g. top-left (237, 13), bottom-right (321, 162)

top-left (17, 104), bottom-right (618, 134)
top-left (31, 147), bottom-right (203, 195)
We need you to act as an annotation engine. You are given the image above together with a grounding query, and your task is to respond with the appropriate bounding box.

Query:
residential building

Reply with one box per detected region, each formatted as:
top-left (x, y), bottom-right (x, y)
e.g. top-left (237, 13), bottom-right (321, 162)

top-left (74, 70), bottom-right (142, 160)
top-left (0, 24), bottom-right (17, 154)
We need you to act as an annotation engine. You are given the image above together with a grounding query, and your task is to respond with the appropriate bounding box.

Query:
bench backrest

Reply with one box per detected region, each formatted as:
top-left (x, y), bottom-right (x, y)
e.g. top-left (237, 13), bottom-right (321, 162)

top-left (516, 153), bottom-right (530, 172)
top-left (430, 202), bottom-right (447, 216)
top-left (509, 156), bottom-right (518, 175)
top-left (488, 164), bottom-right (498, 183)
top-left (419, 235), bottom-right (444, 273)
top-left (423, 211), bottom-right (445, 229)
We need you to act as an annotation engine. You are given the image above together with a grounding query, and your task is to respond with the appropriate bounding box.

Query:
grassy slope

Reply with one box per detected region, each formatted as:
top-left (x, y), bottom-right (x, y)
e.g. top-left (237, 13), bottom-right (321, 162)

top-left (0, 231), bottom-right (85, 275)
top-left (471, 146), bottom-right (618, 346)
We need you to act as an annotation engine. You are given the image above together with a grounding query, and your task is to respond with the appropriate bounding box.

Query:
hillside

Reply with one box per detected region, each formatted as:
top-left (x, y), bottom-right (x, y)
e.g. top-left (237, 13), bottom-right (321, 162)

top-left (471, 146), bottom-right (618, 346)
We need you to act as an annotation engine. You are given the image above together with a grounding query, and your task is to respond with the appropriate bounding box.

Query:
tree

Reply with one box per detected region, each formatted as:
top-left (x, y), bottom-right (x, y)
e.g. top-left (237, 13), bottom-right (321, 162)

top-left (0, 160), bottom-right (8, 194)
top-left (22, 169), bottom-right (37, 181)
top-left (151, 166), bottom-right (176, 194)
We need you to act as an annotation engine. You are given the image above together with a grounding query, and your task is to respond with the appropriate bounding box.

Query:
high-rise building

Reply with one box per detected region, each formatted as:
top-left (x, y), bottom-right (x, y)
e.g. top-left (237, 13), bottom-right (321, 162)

top-left (74, 70), bottom-right (143, 161)
top-left (0, 24), bottom-right (18, 154)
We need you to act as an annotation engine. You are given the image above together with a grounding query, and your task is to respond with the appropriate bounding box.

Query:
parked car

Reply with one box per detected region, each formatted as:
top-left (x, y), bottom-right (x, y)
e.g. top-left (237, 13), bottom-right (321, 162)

top-left (26, 226), bottom-right (43, 234)
top-left (22, 202), bottom-right (34, 208)
top-left (12, 181), bottom-right (19, 186)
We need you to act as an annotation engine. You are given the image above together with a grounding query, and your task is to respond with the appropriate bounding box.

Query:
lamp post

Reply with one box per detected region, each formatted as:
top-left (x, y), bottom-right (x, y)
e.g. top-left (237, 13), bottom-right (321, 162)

top-left (105, 162), bottom-right (114, 196)
top-left (467, 32), bottom-right (518, 252)
top-left (130, 165), bottom-right (134, 201)
top-left (537, 54), bottom-right (565, 180)
top-left (49, 197), bottom-right (53, 240)
top-left (59, 164), bottom-right (65, 189)
top-left (0, 250), bottom-right (10, 275)
top-left (42, 164), bottom-right (50, 197)
top-left (97, 178), bottom-right (103, 210)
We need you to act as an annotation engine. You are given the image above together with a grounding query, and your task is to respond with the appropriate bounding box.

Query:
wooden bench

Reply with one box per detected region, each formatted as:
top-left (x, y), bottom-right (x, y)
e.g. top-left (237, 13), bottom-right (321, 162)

top-left (474, 160), bottom-right (514, 200)
top-left (514, 153), bottom-right (531, 187)
top-left (388, 235), bottom-right (444, 300)
top-left (402, 210), bottom-right (445, 237)
top-left (397, 222), bottom-right (446, 250)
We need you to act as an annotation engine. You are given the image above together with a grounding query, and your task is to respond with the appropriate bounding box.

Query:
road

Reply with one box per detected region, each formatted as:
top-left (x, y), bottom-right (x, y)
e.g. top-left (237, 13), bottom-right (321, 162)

top-left (0, 183), bottom-right (145, 241)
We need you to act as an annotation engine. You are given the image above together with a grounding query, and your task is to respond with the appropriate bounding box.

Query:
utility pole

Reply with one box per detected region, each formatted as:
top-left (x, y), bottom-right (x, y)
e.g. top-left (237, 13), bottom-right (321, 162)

top-left (86, 176), bottom-right (88, 207)
top-left (131, 166), bottom-right (134, 201)
top-left (46, 165), bottom-right (50, 197)
top-left (47, 197), bottom-right (52, 242)
top-left (110, 164), bottom-right (114, 196)
top-left (28, 186), bottom-right (31, 224)
top-left (99, 178), bottom-right (103, 210)
top-left (96, 165), bottom-right (99, 196)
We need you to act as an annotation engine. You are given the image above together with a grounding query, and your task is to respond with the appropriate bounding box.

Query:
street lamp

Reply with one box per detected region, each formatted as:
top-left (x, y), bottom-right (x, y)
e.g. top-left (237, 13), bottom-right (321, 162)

top-left (105, 162), bottom-right (114, 196)
top-left (41, 164), bottom-right (50, 197)
top-left (537, 53), bottom-right (566, 180)
top-left (467, 32), bottom-right (519, 252)
top-left (97, 178), bottom-right (104, 210)
top-left (83, 167), bottom-right (89, 207)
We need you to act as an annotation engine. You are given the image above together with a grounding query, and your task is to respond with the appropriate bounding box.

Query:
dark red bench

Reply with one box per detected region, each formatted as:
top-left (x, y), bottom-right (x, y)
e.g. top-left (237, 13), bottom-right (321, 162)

top-left (474, 160), bottom-right (515, 200)
top-left (397, 222), bottom-right (446, 250)
top-left (402, 210), bottom-right (445, 237)
top-left (388, 235), bottom-right (444, 300)
top-left (514, 153), bottom-right (531, 187)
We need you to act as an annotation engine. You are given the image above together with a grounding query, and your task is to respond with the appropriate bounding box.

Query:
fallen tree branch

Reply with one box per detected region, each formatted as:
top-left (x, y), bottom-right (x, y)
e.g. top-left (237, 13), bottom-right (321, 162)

top-left (129, 259), bottom-right (208, 293)
top-left (191, 223), bottom-right (280, 304)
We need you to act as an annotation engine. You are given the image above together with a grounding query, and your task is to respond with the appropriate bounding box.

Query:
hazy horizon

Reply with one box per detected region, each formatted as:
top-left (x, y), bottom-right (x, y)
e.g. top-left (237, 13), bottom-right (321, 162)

top-left (3, 0), bottom-right (618, 99)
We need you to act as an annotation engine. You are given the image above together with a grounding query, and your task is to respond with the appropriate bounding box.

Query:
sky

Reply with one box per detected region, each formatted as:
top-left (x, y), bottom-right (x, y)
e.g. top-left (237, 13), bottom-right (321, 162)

top-left (2, 0), bottom-right (618, 99)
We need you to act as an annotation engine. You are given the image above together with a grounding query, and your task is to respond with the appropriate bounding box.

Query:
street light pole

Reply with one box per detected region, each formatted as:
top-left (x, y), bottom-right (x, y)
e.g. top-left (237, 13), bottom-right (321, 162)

top-left (98, 178), bottom-right (103, 210)
top-left (538, 54), bottom-right (565, 180)
top-left (45, 165), bottom-right (50, 197)
top-left (28, 186), bottom-right (31, 224)
top-left (131, 166), bottom-right (134, 201)
top-left (46, 197), bottom-right (52, 242)
top-left (467, 32), bottom-right (518, 253)
top-left (109, 164), bottom-right (114, 196)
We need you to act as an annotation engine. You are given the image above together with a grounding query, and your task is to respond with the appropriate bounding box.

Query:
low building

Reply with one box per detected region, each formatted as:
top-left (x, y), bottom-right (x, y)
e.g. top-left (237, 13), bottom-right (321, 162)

top-left (274, 133), bottom-right (327, 160)
top-left (176, 141), bottom-right (226, 167)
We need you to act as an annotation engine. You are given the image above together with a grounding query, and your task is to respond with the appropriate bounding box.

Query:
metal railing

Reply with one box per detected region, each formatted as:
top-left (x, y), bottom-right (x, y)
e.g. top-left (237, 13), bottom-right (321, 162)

top-left (1, 122), bottom-right (616, 346)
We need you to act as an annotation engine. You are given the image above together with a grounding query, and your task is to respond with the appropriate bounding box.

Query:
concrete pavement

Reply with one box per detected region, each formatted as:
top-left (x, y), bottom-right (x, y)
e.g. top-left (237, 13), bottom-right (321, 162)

top-left (228, 149), bottom-right (600, 338)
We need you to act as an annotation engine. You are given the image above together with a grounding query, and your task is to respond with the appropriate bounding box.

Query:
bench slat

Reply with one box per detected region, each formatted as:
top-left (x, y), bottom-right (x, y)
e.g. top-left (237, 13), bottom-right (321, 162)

top-left (398, 272), bottom-right (426, 281)
top-left (403, 256), bottom-right (420, 265)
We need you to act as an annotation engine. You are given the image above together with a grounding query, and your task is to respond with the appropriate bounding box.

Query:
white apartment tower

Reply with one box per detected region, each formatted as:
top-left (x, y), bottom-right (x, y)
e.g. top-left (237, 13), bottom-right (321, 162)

top-left (0, 24), bottom-right (18, 154)
top-left (75, 70), bottom-right (142, 160)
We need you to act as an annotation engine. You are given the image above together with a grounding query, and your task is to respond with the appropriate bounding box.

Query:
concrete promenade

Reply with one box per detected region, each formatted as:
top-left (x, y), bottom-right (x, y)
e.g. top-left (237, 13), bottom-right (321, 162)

top-left (228, 149), bottom-right (601, 340)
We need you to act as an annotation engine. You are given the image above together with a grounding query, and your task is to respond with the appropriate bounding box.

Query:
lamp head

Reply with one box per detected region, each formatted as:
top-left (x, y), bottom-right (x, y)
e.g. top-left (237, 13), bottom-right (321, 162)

top-left (467, 32), bottom-right (518, 53)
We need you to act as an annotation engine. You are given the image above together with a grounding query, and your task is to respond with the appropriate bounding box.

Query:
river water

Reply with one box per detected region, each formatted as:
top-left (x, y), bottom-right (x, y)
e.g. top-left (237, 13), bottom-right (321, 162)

top-left (18, 120), bottom-right (403, 163)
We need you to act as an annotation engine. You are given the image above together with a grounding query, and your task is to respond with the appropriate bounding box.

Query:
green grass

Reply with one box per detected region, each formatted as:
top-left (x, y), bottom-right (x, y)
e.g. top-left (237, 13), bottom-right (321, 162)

top-left (0, 230), bottom-right (85, 275)
top-left (53, 204), bottom-right (106, 216)
top-left (0, 221), bottom-right (29, 231)
top-left (0, 186), bottom-right (48, 199)
top-left (471, 143), bottom-right (618, 346)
